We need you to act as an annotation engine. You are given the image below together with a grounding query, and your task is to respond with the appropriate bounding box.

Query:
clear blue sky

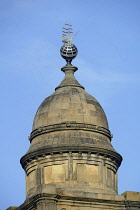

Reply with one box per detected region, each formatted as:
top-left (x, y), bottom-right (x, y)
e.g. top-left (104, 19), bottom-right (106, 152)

top-left (1, 1), bottom-right (140, 209)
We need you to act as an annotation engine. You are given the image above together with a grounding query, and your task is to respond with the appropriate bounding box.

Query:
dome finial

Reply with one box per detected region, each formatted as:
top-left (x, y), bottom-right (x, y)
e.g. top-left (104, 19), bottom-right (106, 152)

top-left (60, 24), bottom-right (79, 66)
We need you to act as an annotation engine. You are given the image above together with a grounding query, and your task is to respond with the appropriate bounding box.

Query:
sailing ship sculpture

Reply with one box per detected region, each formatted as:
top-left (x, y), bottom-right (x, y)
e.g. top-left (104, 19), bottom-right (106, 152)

top-left (61, 23), bottom-right (79, 43)
top-left (60, 24), bottom-right (78, 65)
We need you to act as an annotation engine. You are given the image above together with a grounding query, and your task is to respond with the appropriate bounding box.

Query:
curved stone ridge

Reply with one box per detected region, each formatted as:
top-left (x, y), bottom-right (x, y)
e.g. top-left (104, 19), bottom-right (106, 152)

top-left (20, 149), bottom-right (122, 170)
top-left (29, 122), bottom-right (112, 142)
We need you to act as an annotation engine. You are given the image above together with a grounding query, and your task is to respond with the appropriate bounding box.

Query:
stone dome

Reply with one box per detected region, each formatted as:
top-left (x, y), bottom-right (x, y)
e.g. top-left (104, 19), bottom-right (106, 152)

top-left (21, 65), bottom-right (122, 173)
top-left (27, 65), bottom-right (115, 153)
top-left (32, 65), bottom-right (109, 133)
top-left (32, 76), bottom-right (108, 132)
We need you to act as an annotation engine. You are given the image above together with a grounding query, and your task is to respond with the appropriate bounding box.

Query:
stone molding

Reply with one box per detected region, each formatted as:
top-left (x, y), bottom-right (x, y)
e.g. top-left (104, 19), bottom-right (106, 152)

top-left (29, 122), bottom-right (112, 142)
top-left (55, 65), bottom-right (85, 90)
top-left (15, 193), bottom-right (140, 210)
top-left (20, 146), bottom-right (122, 170)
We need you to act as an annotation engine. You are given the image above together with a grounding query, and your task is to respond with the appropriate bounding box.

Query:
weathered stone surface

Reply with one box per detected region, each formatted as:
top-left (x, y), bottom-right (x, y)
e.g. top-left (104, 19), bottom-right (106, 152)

top-left (23, 153), bottom-right (119, 199)
top-left (32, 86), bottom-right (109, 131)
top-left (122, 191), bottom-right (140, 201)
top-left (15, 193), bottom-right (140, 210)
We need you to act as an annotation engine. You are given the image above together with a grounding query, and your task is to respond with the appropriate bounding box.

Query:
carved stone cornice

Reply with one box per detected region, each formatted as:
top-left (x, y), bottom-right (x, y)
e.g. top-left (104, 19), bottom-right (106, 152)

top-left (15, 193), bottom-right (140, 210)
top-left (20, 146), bottom-right (122, 170)
top-left (29, 122), bottom-right (112, 142)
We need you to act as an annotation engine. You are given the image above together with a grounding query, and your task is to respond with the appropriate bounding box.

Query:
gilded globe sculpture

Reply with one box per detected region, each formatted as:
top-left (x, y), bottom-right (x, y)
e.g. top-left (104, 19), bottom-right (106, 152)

top-left (60, 23), bottom-right (79, 65)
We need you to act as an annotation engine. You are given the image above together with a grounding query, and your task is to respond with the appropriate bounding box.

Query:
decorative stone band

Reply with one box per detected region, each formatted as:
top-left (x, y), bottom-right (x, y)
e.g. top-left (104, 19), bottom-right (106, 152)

top-left (20, 145), bottom-right (122, 170)
top-left (15, 192), bottom-right (140, 210)
top-left (29, 122), bottom-right (112, 142)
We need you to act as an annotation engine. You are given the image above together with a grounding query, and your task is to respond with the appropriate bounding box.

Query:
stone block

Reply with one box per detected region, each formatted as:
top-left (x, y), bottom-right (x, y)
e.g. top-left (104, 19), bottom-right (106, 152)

top-left (77, 163), bottom-right (99, 183)
top-left (44, 164), bottom-right (65, 184)
top-left (122, 191), bottom-right (140, 201)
